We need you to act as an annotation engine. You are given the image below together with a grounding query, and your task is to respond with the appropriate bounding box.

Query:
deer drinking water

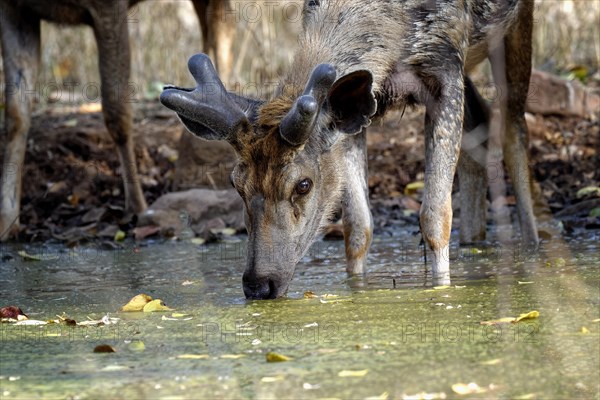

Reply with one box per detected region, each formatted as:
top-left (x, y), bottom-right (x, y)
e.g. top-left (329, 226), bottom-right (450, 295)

top-left (0, 0), bottom-right (235, 241)
top-left (161, 0), bottom-right (539, 299)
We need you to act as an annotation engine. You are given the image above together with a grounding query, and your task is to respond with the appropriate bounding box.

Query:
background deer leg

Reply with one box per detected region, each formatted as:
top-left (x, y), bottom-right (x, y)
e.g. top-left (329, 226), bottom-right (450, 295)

top-left (0, 4), bottom-right (40, 241)
top-left (490, 1), bottom-right (538, 246)
top-left (92, 6), bottom-right (147, 214)
top-left (342, 128), bottom-right (373, 276)
top-left (458, 76), bottom-right (490, 244)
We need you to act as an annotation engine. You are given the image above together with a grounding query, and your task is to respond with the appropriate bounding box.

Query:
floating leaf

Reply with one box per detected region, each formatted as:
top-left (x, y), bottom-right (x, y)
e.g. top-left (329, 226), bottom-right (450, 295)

top-left (304, 291), bottom-right (317, 299)
top-left (401, 392), bottom-right (447, 400)
top-left (480, 359), bottom-right (502, 366)
top-left (121, 294), bottom-right (153, 312)
top-left (481, 310), bottom-right (539, 325)
top-left (0, 306), bottom-right (28, 320)
top-left (365, 392), bottom-right (389, 400)
top-left (260, 376), bottom-right (284, 383)
top-left (220, 354), bottom-right (245, 359)
top-left (338, 369), bottom-right (369, 377)
top-left (143, 299), bottom-right (173, 312)
top-left (580, 327), bottom-right (590, 334)
top-left (14, 319), bottom-right (47, 326)
top-left (176, 354), bottom-right (210, 359)
top-left (171, 313), bottom-right (189, 318)
top-left (191, 238), bottom-right (206, 245)
top-left (451, 382), bottom-right (487, 395)
top-left (266, 351), bottom-right (292, 362)
top-left (101, 365), bottom-right (129, 371)
top-left (17, 250), bottom-right (59, 261)
top-left (128, 341), bottom-right (145, 352)
top-left (93, 344), bottom-right (116, 353)
top-left (514, 310), bottom-right (540, 322)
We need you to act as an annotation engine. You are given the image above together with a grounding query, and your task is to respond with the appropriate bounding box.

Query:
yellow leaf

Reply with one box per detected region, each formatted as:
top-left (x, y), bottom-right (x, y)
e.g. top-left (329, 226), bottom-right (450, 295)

top-left (121, 294), bottom-right (153, 312)
top-left (260, 376), bottom-right (284, 383)
top-left (171, 313), bottom-right (189, 318)
top-left (580, 327), bottom-right (590, 334)
top-left (451, 382), bottom-right (487, 395)
top-left (480, 317), bottom-right (516, 326)
top-left (518, 281), bottom-right (534, 285)
top-left (365, 392), bottom-right (389, 400)
top-left (576, 186), bottom-right (600, 198)
top-left (266, 351), bottom-right (292, 362)
top-left (191, 238), bottom-right (205, 245)
top-left (480, 358), bottom-right (502, 365)
top-left (304, 291), bottom-right (318, 299)
top-left (17, 250), bottom-right (59, 261)
top-left (143, 299), bottom-right (173, 312)
top-left (128, 341), bottom-right (145, 352)
top-left (176, 354), bottom-right (209, 359)
top-left (514, 310), bottom-right (540, 323)
top-left (220, 354), bottom-right (246, 359)
top-left (592, 319), bottom-right (600, 323)
top-left (338, 369), bottom-right (369, 377)
top-left (114, 230), bottom-right (126, 242)
top-left (404, 181), bottom-right (424, 196)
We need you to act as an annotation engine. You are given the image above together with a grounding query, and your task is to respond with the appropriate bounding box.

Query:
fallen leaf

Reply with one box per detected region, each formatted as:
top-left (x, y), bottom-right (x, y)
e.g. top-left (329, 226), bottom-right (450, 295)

top-left (401, 392), bottom-right (447, 400)
top-left (101, 365), bottom-right (129, 371)
top-left (176, 354), bottom-right (210, 359)
top-left (114, 230), bottom-right (126, 242)
top-left (580, 327), bottom-right (590, 334)
top-left (338, 369), bottom-right (369, 377)
top-left (143, 299), bottom-right (173, 312)
top-left (514, 310), bottom-right (540, 322)
top-left (260, 376), bottom-right (284, 383)
top-left (121, 294), bottom-right (153, 312)
top-left (365, 392), bottom-right (389, 400)
top-left (404, 181), bottom-right (424, 196)
top-left (0, 306), bottom-right (28, 320)
top-left (93, 344), bottom-right (116, 353)
top-left (518, 281), bottom-right (534, 285)
top-left (480, 310), bottom-right (539, 325)
top-left (266, 351), bottom-right (292, 362)
top-left (128, 341), bottom-right (145, 352)
top-left (220, 354), bottom-right (245, 359)
top-left (576, 186), bottom-right (600, 198)
top-left (17, 250), bottom-right (59, 261)
top-left (191, 238), bottom-right (206, 245)
top-left (14, 319), bottom-right (47, 326)
top-left (451, 382), bottom-right (487, 395)
top-left (304, 291), bottom-right (318, 299)
top-left (480, 359), bottom-right (502, 366)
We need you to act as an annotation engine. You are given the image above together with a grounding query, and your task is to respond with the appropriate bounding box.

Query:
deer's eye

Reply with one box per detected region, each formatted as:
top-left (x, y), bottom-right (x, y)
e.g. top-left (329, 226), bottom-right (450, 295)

top-left (295, 178), bottom-right (313, 195)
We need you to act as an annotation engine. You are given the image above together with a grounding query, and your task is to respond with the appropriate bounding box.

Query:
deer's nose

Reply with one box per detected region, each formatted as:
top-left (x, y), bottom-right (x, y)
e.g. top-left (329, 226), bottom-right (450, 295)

top-left (243, 273), bottom-right (277, 300)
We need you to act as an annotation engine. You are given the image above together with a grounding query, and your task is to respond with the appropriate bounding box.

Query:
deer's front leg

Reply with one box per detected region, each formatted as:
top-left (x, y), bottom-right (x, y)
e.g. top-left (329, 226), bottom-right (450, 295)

top-left (342, 128), bottom-right (373, 275)
top-left (420, 74), bottom-right (464, 285)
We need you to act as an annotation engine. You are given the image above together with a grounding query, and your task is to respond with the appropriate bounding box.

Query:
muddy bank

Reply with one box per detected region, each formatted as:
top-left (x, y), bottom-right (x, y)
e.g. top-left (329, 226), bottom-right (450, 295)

top-left (1, 98), bottom-right (598, 245)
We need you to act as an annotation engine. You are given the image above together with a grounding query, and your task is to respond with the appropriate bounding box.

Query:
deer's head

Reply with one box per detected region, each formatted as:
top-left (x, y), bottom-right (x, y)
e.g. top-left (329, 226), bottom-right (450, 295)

top-left (161, 54), bottom-right (376, 299)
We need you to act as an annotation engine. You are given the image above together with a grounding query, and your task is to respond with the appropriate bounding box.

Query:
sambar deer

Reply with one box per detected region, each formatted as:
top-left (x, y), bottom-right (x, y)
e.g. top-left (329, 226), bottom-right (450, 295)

top-left (161, 0), bottom-right (539, 299)
top-left (0, 0), bottom-right (235, 240)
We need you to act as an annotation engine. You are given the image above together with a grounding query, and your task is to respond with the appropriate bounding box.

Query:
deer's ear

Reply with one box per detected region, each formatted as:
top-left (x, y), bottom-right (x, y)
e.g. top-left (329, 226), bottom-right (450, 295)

top-left (328, 70), bottom-right (376, 135)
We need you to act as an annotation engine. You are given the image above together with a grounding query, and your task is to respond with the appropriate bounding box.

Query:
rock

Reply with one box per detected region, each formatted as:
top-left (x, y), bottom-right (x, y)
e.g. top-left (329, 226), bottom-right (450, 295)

top-left (527, 70), bottom-right (600, 119)
top-left (137, 189), bottom-right (244, 238)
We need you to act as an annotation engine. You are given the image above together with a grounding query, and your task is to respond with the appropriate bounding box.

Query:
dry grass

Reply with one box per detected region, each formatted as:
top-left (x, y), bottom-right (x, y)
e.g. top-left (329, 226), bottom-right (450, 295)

top-left (0, 0), bottom-right (598, 105)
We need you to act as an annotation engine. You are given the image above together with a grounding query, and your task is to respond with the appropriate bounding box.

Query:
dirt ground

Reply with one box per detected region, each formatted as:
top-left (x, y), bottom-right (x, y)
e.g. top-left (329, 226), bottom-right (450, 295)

top-left (2, 98), bottom-right (599, 245)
